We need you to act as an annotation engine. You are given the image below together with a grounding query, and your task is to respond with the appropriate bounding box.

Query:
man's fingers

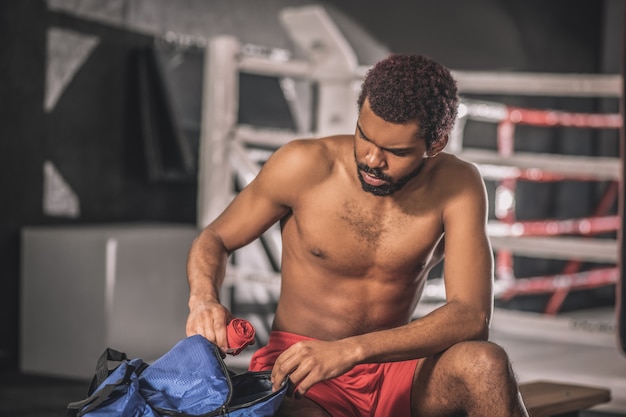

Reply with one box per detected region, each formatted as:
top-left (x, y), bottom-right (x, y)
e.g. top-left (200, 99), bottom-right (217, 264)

top-left (289, 369), bottom-right (315, 397)
top-left (281, 368), bottom-right (315, 398)
top-left (272, 347), bottom-right (313, 395)
top-left (186, 304), bottom-right (232, 356)
top-left (272, 354), bottom-right (297, 391)
top-left (213, 315), bottom-right (229, 353)
top-left (186, 316), bottom-right (213, 340)
top-left (285, 376), bottom-right (297, 397)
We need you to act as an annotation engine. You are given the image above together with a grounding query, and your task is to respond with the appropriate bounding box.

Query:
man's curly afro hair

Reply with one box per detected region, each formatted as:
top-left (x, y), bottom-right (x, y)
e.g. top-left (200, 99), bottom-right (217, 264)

top-left (357, 54), bottom-right (459, 150)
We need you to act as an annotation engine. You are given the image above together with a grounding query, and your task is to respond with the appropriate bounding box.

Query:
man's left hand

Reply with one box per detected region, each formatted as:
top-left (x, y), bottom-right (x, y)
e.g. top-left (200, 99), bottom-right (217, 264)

top-left (270, 339), bottom-right (359, 397)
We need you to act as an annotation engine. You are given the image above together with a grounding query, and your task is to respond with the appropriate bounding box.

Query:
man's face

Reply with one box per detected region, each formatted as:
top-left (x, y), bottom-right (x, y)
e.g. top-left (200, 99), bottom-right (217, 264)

top-left (354, 100), bottom-right (428, 197)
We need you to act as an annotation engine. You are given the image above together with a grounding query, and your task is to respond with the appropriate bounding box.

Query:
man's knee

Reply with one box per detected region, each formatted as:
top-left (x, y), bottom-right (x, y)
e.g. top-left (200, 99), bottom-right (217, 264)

top-left (442, 341), bottom-right (514, 383)
top-left (412, 342), bottom-right (525, 417)
top-left (444, 340), bottom-right (509, 361)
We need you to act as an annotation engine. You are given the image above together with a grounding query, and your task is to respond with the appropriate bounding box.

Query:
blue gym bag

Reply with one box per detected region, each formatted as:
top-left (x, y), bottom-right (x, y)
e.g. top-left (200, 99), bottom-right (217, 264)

top-left (67, 335), bottom-right (287, 417)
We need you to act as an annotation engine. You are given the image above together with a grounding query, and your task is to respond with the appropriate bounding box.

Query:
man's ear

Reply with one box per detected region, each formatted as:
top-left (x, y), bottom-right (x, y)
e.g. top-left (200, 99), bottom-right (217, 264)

top-left (425, 135), bottom-right (449, 158)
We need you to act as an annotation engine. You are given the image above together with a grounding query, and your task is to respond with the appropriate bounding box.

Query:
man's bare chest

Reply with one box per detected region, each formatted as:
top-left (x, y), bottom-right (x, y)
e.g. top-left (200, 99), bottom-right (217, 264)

top-left (285, 191), bottom-right (444, 273)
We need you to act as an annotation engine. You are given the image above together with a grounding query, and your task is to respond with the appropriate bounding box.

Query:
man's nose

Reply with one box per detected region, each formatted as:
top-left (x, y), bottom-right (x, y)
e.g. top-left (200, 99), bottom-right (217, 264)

top-left (366, 145), bottom-right (387, 168)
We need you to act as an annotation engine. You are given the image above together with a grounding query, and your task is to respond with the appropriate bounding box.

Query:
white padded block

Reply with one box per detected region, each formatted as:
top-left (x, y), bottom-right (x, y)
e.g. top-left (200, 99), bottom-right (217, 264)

top-left (20, 223), bottom-right (198, 379)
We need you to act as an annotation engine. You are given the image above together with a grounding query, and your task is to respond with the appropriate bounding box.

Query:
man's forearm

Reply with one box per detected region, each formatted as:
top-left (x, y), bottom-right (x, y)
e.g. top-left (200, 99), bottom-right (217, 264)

top-left (187, 228), bottom-right (230, 308)
top-left (185, 227), bottom-right (236, 345)
top-left (346, 300), bottom-right (490, 364)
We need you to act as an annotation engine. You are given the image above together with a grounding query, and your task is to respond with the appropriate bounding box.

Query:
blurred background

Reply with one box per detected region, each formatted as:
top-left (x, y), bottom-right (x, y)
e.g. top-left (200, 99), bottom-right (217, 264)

top-left (0, 0), bottom-right (624, 415)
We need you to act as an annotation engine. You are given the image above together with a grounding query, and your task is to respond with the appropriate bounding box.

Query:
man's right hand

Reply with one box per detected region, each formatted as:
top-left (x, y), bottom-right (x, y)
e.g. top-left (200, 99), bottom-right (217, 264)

top-left (186, 301), bottom-right (233, 356)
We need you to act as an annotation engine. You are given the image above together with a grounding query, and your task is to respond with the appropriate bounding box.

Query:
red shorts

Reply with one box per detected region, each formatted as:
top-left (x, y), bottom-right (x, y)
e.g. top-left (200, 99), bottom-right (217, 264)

top-left (249, 331), bottom-right (418, 417)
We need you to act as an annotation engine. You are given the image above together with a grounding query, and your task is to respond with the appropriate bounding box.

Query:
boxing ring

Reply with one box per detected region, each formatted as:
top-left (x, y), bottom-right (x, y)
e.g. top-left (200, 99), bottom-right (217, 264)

top-left (455, 99), bottom-right (620, 314)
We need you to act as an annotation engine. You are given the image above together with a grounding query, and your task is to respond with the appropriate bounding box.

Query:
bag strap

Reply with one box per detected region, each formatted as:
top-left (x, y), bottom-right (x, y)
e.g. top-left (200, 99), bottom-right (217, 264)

top-left (67, 363), bottom-right (137, 417)
top-left (88, 347), bottom-right (129, 395)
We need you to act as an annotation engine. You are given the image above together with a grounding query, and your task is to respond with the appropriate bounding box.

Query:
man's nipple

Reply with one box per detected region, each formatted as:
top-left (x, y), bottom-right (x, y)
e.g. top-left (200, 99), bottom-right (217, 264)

top-left (310, 247), bottom-right (326, 258)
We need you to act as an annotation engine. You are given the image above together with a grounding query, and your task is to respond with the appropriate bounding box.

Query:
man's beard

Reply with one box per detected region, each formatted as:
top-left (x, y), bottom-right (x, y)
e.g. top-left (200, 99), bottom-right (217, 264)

top-left (356, 157), bottom-right (426, 197)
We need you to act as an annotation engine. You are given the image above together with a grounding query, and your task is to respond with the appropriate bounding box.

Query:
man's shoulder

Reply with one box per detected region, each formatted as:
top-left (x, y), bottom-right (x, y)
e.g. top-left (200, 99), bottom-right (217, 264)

top-left (427, 152), bottom-right (486, 200)
top-left (263, 135), bottom-right (350, 184)
top-left (282, 135), bottom-right (349, 155)
top-left (434, 152), bottom-right (482, 181)
top-left (276, 135), bottom-right (349, 168)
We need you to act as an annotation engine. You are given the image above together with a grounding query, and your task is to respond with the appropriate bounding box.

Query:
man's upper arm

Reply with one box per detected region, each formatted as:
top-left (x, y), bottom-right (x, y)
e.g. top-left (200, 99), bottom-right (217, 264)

top-left (207, 139), bottom-right (317, 252)
top-left (441, 162), bottom-right (494, 322)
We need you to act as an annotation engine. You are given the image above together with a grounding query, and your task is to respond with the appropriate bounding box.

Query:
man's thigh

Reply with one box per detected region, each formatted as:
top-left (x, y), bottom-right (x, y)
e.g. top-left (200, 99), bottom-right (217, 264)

top-left (411, 350), bottom-right (464, 416)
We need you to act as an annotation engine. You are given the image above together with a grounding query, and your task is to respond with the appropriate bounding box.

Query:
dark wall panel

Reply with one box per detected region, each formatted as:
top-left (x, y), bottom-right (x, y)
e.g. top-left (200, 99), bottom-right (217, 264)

top-left (0, 0), bottom-right (47, 370)
top-left (0, 1), bottom-right (198, 370)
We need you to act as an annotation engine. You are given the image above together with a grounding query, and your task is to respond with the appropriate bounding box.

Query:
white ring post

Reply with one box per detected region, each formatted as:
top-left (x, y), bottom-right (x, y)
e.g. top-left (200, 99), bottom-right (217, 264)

top-left (197, 36), bottom-right (240, 229)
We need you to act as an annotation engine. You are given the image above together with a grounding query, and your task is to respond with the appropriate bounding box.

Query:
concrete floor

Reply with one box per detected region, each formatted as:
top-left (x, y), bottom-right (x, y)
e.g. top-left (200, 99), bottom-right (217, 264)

top-left (0, 372), bottom-right (89, 417)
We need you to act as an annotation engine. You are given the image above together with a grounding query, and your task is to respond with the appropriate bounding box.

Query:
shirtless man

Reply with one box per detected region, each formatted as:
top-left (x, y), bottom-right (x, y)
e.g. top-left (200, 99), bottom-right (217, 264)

top-left (186, 54), bottom-right (529, 417)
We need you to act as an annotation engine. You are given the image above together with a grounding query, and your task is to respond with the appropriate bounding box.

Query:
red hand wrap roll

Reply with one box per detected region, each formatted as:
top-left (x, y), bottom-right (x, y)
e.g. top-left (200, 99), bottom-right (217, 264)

top-left (226, 318), bottom-right (256, 356)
